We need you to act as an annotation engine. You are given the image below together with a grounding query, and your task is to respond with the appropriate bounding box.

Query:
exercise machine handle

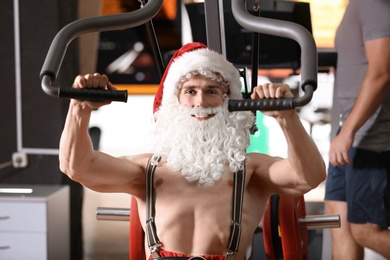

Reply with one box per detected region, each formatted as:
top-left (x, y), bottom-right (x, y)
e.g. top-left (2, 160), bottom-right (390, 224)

top-left (230, 0), bottom-right (318, 111)
top-left (228, 82), bottom-right (315, 112)
top-left (40, 0), bottom-right (163, 103)
top-left (41, 76), bottom-right (128, 102)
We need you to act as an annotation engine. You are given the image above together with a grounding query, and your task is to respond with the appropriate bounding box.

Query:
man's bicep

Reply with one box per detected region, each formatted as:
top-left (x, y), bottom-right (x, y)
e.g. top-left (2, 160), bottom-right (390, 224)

top-left (250, 154), bottom-right (292, 192)
top-left (365, 37), bottom-right (390, 77)
top-left (79, 153), bottom-right (148, 194)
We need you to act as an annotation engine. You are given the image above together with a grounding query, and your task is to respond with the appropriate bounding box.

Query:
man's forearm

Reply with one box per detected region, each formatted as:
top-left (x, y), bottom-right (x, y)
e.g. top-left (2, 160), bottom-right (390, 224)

top-left (341, 70), bottom-right (390, 138)
top-left (342, 37), bottom-right (390, 137)
top-left (59, 103), bottom-right (95, 178)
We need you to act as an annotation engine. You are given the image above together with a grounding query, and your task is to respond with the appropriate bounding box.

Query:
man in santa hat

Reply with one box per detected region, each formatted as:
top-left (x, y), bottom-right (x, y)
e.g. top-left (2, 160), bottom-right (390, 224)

top-left (59, 42), bottom-right (326, 259)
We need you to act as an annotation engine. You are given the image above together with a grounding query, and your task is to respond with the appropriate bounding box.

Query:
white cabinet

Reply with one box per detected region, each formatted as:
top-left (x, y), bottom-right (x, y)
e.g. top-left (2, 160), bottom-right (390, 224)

top-left (0, 185), bottom-right (69, 260)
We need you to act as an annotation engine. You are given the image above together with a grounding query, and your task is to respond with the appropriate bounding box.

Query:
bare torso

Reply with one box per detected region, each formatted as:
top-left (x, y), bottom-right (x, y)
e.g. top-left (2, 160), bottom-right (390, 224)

top-left (134, 155), bottom-right (269, 259)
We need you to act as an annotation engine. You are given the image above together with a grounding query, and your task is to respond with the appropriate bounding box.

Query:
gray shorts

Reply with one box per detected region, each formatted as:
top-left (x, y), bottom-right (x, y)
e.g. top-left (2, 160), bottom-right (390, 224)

top-left (324, 147), bottom-right (390, 228)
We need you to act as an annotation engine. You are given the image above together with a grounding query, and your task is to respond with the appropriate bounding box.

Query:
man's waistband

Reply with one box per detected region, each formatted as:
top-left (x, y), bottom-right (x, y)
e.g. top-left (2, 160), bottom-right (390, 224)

top-left (152, 257), bottom-right (206, 260)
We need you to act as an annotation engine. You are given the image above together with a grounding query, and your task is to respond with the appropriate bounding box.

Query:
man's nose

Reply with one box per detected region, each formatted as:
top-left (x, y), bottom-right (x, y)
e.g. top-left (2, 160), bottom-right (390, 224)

top-left (195, 93), bottom-right (207, 107)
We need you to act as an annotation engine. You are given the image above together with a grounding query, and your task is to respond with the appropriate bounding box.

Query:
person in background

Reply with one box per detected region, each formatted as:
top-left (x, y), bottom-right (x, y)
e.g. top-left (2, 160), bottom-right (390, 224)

top-left (324, 0), bottom-right (390, 259)
top-left (59, 42), bottom-right (326, 259)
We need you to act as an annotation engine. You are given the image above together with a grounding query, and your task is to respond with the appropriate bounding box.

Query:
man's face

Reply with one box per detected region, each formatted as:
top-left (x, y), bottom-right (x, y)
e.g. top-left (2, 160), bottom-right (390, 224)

top-left (178, 76), bottom-right (225, 121)
top-left (153, 75), bottom-right (253, 185)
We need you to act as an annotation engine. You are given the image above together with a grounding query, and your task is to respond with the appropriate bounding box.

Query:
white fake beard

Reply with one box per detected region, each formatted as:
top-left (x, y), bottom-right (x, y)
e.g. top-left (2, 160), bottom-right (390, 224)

top-left (152, 98), bottom-right (255, 186)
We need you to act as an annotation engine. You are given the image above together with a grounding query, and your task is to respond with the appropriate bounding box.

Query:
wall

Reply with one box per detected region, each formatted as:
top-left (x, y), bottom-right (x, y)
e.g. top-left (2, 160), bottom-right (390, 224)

top-left (0, 1), bottom-right (76, 179)
top-left (0, 0), bottom-right (82, 259)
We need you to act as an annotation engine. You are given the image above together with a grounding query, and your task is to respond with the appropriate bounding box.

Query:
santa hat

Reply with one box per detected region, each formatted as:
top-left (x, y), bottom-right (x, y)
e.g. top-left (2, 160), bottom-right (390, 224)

top-left (153, 42), bottom-right (243, 113)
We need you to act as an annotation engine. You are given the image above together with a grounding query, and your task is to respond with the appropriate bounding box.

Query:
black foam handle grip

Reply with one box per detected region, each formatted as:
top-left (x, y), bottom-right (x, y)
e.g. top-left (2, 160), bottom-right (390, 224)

top-left (228, 98), bottom-right (294, 112)
top-left (59, 88), bottom-right (128, 102)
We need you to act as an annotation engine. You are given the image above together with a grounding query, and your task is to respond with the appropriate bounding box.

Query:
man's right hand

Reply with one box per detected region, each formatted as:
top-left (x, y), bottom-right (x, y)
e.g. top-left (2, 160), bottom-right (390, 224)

top-left (71, 73), bottom-right (117, 110)
top-left (250, 83), bottom-right (295, 119)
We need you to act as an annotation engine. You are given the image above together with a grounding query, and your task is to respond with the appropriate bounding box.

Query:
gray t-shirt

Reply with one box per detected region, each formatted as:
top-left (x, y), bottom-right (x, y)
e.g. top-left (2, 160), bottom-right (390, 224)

top-left (335, 0), bottom-right (390, 152)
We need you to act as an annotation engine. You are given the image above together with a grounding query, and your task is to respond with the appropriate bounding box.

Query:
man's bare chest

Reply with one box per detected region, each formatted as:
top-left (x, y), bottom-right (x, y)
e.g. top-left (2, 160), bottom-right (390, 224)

top-left (154, 167), bottom-right (234, 211)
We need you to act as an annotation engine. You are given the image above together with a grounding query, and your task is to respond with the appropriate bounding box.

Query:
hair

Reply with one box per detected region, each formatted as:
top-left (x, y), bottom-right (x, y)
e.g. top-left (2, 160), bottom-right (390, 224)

top-left (176, 70), bottom-right (230, 96)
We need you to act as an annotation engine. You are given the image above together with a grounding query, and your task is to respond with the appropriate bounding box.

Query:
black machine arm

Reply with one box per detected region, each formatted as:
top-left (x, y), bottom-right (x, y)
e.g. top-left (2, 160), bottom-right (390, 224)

top-left (229, 0), bottom-right (318, 111)
top-left (40, 0), bottom-right (317, 110)
top-left (40, 0), bottom-right (164, 103)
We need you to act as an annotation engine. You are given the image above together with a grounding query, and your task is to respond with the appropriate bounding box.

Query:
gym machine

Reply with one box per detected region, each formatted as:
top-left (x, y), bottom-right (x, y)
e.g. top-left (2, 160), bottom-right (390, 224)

top-left (40, 0), bottom-right (340, 258)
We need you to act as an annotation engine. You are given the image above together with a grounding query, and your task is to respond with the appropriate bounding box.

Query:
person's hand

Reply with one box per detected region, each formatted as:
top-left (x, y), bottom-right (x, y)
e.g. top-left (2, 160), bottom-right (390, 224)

top-left (329, 130), bottom-right (353, 166)
top-left (250, 83), bottom-right (294, 118)
top-left (71, 73), bottom-right (116, 110)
